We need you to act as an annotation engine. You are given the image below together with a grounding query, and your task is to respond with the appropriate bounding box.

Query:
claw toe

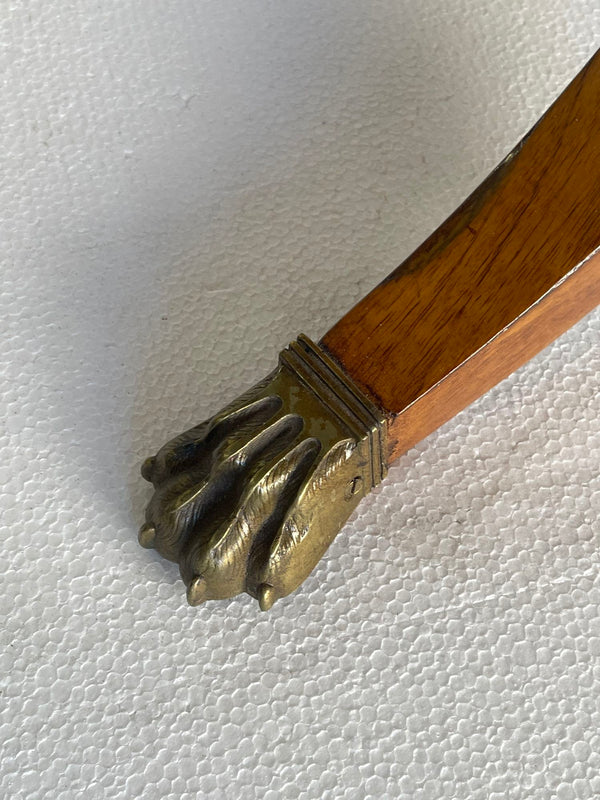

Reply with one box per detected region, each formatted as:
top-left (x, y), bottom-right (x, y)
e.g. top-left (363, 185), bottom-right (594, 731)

top-left (138, 523), bottom-right (156, 548)
top-left (187, 576), bottom-right (208, 606)
top-left (141, 457), bottom-right (156, 482)
top-left (258, 583), bottom-right (277, 612)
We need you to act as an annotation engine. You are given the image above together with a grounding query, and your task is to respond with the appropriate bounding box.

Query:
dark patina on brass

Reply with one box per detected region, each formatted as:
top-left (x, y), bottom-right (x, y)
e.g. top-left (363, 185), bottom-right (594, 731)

top-left (139, 335), bottom-right (386, 610)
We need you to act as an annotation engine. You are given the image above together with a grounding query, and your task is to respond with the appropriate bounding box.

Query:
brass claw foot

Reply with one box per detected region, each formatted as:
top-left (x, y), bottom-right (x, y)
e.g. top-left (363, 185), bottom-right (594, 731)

top-left (139, 336), bottom-right (386, 609)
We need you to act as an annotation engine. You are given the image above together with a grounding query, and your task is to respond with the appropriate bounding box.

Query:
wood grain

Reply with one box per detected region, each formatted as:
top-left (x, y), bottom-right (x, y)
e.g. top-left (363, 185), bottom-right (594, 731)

top-left (321, 50), bottom-right (600, 463)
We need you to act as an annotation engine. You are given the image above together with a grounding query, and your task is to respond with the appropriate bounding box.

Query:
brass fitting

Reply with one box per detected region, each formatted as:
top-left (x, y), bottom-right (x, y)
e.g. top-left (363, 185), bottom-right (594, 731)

top-left (139, 336), bottom-right (386, 610)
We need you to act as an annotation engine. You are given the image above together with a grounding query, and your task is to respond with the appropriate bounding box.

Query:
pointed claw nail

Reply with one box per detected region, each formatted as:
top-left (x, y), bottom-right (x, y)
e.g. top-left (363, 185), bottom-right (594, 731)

top-left (141, 457), bottom-right (156, 482)
top-left (258, 583), bottom-right (277, 612)
top-left (187, 576), bottom-right (208, 607)
top-left (138, 523), bottom-right (156, 548)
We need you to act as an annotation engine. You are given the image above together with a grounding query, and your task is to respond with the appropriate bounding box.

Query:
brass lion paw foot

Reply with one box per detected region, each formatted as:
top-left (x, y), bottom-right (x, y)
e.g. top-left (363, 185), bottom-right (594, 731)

top-left (139, 336), bottom-right (386, 610)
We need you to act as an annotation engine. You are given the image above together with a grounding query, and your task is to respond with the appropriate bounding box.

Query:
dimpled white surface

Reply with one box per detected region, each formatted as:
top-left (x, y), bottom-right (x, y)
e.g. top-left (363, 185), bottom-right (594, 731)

top-left (1, 2), bottom-right (599, 798)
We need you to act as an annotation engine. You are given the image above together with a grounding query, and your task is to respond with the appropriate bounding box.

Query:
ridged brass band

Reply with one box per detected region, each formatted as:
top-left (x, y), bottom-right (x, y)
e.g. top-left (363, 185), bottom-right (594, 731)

top-left (279, 335), bottom-right (388, 488)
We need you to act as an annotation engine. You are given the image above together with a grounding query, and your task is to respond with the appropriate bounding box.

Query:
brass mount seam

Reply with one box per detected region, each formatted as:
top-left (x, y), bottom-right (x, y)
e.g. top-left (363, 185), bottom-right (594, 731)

top-left (280, 335), bottom-right (387, 488)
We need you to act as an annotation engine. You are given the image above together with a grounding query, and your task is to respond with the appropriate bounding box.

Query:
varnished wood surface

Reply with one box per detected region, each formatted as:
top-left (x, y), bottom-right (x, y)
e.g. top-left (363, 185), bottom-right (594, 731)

top-left (322, 50), bottom-right (600, 463)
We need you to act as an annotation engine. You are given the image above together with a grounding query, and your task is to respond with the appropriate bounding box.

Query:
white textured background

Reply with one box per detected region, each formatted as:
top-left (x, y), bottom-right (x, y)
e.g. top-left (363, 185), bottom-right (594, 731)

top-left (1, 3), bottom-right (599, 798)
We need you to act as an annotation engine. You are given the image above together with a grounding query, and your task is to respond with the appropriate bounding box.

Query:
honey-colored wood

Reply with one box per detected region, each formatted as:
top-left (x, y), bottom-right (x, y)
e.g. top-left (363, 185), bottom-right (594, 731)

top-left (321, 50), bottom-right (600, 463)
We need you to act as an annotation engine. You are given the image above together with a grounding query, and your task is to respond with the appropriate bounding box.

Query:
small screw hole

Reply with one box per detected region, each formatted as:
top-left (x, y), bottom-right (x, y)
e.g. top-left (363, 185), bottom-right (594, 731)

top-left (345, 476), bottom-right (363, 500)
